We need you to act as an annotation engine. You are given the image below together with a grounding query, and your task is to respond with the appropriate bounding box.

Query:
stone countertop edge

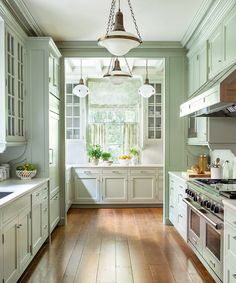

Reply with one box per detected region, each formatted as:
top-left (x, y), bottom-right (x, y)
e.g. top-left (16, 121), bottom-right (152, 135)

top-left (0, 178), bottom-right (49, 208)
top-left (168, 171), bottom-right (189, 181)
top-left (222, 199), bottom-right (236, 211)
top-left (67, 164), bottom-right (163, 169)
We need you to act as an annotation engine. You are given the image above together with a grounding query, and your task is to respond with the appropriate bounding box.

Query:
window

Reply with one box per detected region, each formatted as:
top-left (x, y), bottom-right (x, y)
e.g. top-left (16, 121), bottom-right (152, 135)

top-left (87, 78), bottom-right (141, 159)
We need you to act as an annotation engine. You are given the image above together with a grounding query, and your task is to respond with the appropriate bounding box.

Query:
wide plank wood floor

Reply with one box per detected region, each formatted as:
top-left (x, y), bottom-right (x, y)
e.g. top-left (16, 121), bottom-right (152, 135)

top-left (19, 208), bottom-right (215, 283)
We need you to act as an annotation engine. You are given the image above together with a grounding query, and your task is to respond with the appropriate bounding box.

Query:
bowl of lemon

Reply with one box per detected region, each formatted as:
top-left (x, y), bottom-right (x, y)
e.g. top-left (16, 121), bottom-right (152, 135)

top-left (118, 155), bottom-right (131, 165)
top-left (16, 164), bottom-right (37, 180)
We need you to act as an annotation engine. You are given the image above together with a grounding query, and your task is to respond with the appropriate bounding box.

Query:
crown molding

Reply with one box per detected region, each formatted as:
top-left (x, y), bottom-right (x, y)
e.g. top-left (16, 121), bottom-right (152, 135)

top-left (183, 0), bottom-right (236, 50)
top-left (2, 0), bottom-right (44, 36)
top-left (181, 0), bottom-right (216, 47)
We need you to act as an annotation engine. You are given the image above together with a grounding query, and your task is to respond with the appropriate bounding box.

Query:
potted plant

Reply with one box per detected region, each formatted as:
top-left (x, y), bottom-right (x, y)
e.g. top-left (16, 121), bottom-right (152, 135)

top-left (87, 144), bottom-right (102, 165)
top-left (101, 152), bottom-right (112, 165)
top-left (129, 147), bottom-right (139, 165)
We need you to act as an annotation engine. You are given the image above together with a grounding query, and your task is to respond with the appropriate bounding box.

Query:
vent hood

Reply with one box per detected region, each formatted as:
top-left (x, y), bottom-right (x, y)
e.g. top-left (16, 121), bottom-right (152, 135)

top-left (180, 68), bottom-right (236, 117)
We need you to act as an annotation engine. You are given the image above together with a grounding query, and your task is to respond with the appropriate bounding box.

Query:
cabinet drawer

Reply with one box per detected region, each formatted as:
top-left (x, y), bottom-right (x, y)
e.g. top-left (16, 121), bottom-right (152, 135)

top-left (225, 207), bottom-right (236, 228)
top-left (75, 168), bottom-right (100, 177)
top-left (130, 169), bottom-right (156, 176)
top-left (32, 184), bottom-right (48, 204)
top-left (3, 195), bottom-right (30, 223)
top-left (102, 169), bottom-right (127, 176)
top-left (225, 251), bottom-right (236, 283)
top-left (225, 223), bottom-right (236, 257)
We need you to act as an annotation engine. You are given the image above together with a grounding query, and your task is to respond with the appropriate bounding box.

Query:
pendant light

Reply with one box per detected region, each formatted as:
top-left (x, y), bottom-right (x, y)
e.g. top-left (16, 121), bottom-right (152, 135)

top-left (104, 57), bottom-right (132, 85)
top-left (98, 0), bottom-right (142, 56)
top-left (138, 59), bottom-right (155, 98)
top-left (72, 59), bottom-right (89, 97)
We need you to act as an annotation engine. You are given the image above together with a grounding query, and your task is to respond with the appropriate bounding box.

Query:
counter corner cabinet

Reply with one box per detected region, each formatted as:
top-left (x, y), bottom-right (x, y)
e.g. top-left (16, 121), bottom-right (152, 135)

top-left (27, 37), bottom-right (61, 234)
top-left (168, 172), bottom-right (187, 241)
top-left (72, 165), bottom-right (163, 205)
top-left (0, 22), bottom-right (27, 152)
top-left (223, 201), bottom-right (236, 283)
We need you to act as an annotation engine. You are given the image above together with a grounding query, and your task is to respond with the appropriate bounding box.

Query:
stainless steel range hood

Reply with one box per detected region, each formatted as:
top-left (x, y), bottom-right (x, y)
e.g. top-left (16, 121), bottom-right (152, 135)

top-left (180, 68), bottom-right (236, 117)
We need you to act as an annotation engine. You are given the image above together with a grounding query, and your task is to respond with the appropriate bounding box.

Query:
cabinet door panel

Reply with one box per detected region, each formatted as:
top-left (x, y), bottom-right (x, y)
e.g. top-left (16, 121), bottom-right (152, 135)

top-left (74, 177), bottom-right (100, 203)
top-left (208, 27), bottom-right (223, 76)
top-left (102, 177), bottom-right (127, 202)
top-left (50, 192), bottom-right (60, 232)
top-left (3, 217), bottom-right (18, 283)
top-left (32, 202), bottom-right (43, 255)
top-left (49, 111), bottom-right (60, 193)
top-left (224, 6), bottom-right (236, 64)
top-left (18, 209), bottom-right (31, 272)
top-left (130, 176), bottom-right (156, 202)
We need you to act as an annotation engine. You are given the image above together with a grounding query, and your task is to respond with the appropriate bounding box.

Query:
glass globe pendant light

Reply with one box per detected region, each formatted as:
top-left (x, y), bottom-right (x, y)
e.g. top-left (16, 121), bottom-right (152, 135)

top-left (98, 0), bottom-right (142, 56)
top-left (138, 59), bottom-right (155, 98)
top-left (72, 59), bottom-right (89, 98)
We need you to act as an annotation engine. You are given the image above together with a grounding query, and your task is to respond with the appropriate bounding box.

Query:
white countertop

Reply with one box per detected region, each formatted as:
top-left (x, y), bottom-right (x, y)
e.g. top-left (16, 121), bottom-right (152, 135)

top-left (168, 171), bottom-right (189, 181)
top-left (222, 199), bottom-right (236, 210)
top-left (0, 178), bottom-right (49, 208)
top-left (68, 163), bottom-right (163, 169)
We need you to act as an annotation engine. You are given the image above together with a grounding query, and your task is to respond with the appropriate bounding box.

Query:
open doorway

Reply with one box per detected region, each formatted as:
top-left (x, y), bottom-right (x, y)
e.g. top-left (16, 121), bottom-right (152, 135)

top-left (64, 57), bottom-right (165, 166)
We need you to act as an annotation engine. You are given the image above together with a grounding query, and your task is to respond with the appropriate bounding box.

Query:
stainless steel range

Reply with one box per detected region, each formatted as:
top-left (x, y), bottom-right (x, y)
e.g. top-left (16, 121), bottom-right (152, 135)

top-left (183, 179), bottom-right (236, 283)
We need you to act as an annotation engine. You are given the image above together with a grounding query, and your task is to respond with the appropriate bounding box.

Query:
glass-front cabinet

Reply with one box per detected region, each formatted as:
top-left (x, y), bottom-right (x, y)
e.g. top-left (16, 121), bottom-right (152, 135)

top-left (65, 83), bottom-right (81, 140)
top-left (144, 82), bottom-right (162, 143)
top-left (5, 27), bottom-right (25, 143)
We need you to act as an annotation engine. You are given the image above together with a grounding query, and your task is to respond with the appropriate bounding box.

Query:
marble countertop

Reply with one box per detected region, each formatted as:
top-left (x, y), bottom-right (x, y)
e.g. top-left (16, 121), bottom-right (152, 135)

top-left (222, 199), bottom-right (236, 210)
top-left (168, 171), bottom-right (190, 181)
top-left (0, 178), bottom-right (49, 208)
top-left (67, 163), bottom-right (163, 169)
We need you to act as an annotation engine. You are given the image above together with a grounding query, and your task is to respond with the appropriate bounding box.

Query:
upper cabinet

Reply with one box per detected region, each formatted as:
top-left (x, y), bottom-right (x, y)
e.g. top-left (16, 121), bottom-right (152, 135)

top-left (188, 42), bottom-right (208, 96)
top-left (223, 5), bottom-right (236, 66)
top-left (0, 23), bottom-right (26, 152)
top-left (49, 53), bottom-right (60, 98)
top-left (187, 3), bottom-right (236, 97)
top-left (208, 26), bottom-right (224, 78)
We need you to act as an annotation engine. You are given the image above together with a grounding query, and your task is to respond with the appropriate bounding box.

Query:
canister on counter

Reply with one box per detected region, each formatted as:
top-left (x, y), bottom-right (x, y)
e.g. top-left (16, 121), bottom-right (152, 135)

top-left (199, 154), bottom-right (208, 174)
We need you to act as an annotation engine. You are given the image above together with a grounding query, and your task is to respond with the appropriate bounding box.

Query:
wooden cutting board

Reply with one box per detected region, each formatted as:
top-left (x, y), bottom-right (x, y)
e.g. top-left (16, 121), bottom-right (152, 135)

top-left (186, 170), bottom-right (211, 178)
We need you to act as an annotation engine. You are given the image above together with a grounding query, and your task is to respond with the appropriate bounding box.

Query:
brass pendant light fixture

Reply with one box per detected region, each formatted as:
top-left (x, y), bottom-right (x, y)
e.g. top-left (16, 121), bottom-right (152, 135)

top-left (104, 57), bottom-right (132, 85)
top-left (98, 0), bottom-right (142, 56)
top-left (138, 59), bottom-right (155, 98)
top-left (72, 59), bottom-right (89, 97)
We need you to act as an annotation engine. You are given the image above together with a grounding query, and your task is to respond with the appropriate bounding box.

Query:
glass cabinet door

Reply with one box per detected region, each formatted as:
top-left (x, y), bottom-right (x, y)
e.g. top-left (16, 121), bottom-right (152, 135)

top-left (6, 29), bottom-right (25, 141)
top-left (147, 83), bottom-right (162, 140)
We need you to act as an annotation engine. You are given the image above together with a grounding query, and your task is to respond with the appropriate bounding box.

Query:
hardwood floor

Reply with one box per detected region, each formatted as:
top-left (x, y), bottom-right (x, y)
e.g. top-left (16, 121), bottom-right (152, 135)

top-left (19, 208), bottom-right (215, 283)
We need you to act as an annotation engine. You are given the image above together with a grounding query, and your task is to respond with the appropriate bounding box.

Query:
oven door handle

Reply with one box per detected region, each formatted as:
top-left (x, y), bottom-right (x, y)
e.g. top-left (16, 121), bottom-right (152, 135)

top-left (183, 198), bottom-right (224, 230)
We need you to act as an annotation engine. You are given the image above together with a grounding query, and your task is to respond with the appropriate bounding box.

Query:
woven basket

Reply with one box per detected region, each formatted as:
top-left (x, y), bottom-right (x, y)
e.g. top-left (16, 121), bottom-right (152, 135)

top-left (16, 170), bottom-right (37, 180)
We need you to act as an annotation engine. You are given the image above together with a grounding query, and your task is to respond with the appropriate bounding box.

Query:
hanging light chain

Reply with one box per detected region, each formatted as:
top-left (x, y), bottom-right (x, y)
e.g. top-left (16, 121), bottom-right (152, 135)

top-left (127, 0), bottom-right (142, 42)
top-left (106, 0), bottom-right (117, 35)
top-left (80, 59), bottom-right (83, 79)
top-left (124, 56), bottom-right (132, 76)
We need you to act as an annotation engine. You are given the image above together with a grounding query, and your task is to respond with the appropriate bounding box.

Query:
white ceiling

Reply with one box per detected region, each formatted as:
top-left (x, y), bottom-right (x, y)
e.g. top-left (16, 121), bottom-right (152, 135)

top-left (22, 0), bottom-right (204, 41)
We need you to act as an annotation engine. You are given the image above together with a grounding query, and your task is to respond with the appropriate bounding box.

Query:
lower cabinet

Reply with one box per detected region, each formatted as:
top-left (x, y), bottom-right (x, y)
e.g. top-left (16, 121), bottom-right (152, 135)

top-left (224, 204), bottom-right (236, 283)
top-left (2, 199), bottom-right (31, 283)
top-left (32, 186), bottom-right (49, 255)
top-left (72, 166), bottom-right (163, 204)
top-left (102, 176), bottom-right (128, 202)
top-left (74, 172), bottom-right (100, 203)
top-left (50, 191), bottom-right (60, 232)
top-left (169, 173), bottom-right (187, 241)
top-left (65, 167), bottom-right (73, 212)
top-left (0, 182), bottom-right (49, 283)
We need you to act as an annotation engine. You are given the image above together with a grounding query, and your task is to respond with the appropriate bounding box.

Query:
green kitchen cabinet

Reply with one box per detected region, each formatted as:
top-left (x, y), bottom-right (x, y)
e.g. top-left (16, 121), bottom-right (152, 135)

top-left (188, 42), bottom-right (208, 96)
top-left (208, 26), bottom-right (224, 78)
top-left (50, 191), bottom-right (60, 232)
top-left (224, 5), bottom-right (236, 66)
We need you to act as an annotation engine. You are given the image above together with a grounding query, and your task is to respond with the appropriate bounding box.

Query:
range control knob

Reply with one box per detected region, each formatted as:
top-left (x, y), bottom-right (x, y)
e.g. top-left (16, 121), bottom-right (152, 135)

top-left (204, 200), bottom-right (208, 206)
top-left (211, 204), bottom-right (216, 211)
top-left (194, 195), bottom-right (198, 201)
top-left (191, 192), bottom-right (195, 197)
top-left (214, 206), bottom-right (220, 213)
top-left (185, 189), bottom-right (189, 194)
top-left (200, 200), bottom-right (204, 207)
top-left (207, 202), bottom-right (212, 208)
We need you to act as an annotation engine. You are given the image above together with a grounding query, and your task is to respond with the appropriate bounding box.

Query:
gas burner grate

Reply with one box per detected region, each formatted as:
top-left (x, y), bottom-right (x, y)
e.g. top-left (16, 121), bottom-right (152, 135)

top-left (195, 179), bottom-right (236, 185)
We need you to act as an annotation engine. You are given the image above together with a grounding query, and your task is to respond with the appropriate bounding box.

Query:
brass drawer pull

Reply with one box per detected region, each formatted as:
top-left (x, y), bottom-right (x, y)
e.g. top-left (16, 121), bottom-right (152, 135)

top-left (209, 260), bottom-right (215, 268)
top-left (233, 274), bottom-right (236, 279)
top-left (233, 236), bottom-right (236, 240)
top-left (84, 171), bottom-right (91, 174)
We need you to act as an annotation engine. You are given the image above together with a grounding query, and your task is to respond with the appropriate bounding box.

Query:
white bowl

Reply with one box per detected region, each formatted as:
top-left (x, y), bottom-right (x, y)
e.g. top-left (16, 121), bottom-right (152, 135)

top-left (118, 159), bottom-right (131, 165)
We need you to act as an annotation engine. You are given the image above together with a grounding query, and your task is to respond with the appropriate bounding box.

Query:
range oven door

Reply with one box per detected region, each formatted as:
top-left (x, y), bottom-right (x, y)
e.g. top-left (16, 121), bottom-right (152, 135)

top-left (188, 206), bottom-right (203, 254)
top-left (202, 220), bottom-right (223, 281)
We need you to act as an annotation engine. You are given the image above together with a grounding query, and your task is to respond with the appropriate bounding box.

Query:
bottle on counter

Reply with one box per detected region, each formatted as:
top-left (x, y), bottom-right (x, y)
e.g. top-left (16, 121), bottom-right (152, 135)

top-left (199, 154), bottom-right (208, 174)
top-left (223, 160), bottom-right (230, 179)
